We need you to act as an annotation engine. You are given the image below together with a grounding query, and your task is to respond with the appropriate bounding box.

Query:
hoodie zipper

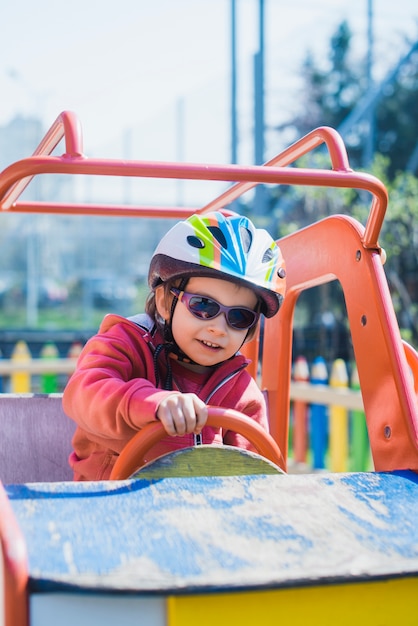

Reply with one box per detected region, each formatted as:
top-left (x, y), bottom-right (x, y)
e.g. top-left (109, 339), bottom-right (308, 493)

top-left (193, 364), bottom-right (247, 445)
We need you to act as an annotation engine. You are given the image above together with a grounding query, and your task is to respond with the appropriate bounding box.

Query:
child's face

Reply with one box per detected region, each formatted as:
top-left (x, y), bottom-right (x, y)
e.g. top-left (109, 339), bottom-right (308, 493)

top-left (156, 276), bottom-right (258, 367)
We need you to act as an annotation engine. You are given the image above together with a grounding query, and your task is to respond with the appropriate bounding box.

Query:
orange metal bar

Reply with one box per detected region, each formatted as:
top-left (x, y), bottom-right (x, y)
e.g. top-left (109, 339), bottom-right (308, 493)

top-left (32, 110), bottom-right (84, 158)
top-left (0, 156), bottom-right (389, 193)
top-left (0, 482), bottom-right (29, 626)
top-left (0, 157), bottom-right (388, 247)
top-left (0, 112), bottom-right (388, 251)
top-left (0, 111), bottom-right (415, 474)
top-left (202, 126), bottom-right (352, 212)
top-left (1, 120), bottom-right (350, 206)
top-left (403, 341), bottom-right (418, 398)
top-left (1, 111), bottom-right (83, 210)
top-left (6, 201), bottom-right (201, 218)
top-left (240, 330), bottom-right (260, 381)
top-left (263, 215), bottom-right (418, 472)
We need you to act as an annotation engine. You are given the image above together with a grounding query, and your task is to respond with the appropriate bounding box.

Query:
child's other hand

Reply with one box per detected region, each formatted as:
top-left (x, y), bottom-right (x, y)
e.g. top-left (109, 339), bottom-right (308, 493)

top-left (156, 393), bottom-right (208, 437)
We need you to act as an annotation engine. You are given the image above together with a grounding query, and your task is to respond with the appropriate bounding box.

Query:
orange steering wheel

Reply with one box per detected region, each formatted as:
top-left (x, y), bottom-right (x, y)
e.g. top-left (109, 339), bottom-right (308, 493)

top-left (110, 406), bottom-right (285, 479)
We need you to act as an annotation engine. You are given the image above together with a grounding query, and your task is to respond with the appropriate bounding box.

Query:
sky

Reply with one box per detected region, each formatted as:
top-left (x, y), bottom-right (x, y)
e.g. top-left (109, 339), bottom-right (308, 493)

top-left (1, 0), bottom-right (417, 206)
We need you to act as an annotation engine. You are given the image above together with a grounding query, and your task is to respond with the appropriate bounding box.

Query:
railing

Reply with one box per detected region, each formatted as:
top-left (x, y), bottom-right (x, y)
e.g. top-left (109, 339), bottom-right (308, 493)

top-left (0, 340), bottom-right (82, 393)
top-left (0, 339), bottom-right (369, 472)
top-left (289, 356), bottom-right (370, 473)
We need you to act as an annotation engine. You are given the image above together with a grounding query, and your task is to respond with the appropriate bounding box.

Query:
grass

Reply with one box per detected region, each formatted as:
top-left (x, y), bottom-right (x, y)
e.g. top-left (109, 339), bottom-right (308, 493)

top-left (0, 288), bottom-right (149, 331)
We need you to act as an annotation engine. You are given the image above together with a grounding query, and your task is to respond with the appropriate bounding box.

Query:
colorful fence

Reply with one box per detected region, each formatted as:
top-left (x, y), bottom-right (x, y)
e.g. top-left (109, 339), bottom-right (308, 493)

top-left (289, 355), bottom-right (372, 473)
top-left (0, 340), bottom-right (83, 394)
top-left (0, 340), bottom-right (370, 472)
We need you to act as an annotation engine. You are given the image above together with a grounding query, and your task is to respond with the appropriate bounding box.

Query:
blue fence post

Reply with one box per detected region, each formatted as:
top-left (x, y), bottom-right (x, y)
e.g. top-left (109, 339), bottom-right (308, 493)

top-left (310, 356), bottom-right (328, 470)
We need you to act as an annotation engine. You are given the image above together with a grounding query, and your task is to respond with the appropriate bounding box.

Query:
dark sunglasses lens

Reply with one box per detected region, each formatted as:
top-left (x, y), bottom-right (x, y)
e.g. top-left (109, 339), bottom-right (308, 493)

top-left (227, 308), bottom-right (256, 329)
top-left (188, 296), bottom-right (220, 319)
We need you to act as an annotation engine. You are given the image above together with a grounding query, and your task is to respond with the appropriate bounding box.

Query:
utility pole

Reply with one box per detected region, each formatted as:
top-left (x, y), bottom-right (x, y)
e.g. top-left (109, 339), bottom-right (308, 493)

top-left (254, 0), bottom-right (265, 168)
top-left (364, 0), bottom-right (375, 166)
top-left (254, 0), bottom-right (267, 216)
top-left (176, 98), bottom-right (185, 205)
top-left (231, 0), bottom-right (238, 165)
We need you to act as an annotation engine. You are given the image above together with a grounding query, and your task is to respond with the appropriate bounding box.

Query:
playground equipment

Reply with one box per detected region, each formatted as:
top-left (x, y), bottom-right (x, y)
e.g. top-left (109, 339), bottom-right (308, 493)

top-left (0, 112), bottom-right (417, 626)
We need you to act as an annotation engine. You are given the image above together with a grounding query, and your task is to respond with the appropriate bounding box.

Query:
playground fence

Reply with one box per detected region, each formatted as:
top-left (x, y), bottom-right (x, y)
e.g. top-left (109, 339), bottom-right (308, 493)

top-left (0, 341), bottom-right (369, 472)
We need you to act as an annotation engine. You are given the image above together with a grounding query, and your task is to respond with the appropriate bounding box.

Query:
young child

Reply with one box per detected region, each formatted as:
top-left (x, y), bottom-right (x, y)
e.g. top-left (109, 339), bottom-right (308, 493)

top-left (63, 211), bottom-right (286, 480)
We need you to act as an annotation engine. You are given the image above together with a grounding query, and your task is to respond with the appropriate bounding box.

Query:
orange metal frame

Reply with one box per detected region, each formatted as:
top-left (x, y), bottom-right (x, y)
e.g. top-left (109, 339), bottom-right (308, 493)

top-left (0, 110), bottom-right (417, 472)
top-left (263, 217), bottom-right (418, 471)
top-left (0, 482), bottom-right (28, 626)
top-left (1, 110), bottom-right (418, 626)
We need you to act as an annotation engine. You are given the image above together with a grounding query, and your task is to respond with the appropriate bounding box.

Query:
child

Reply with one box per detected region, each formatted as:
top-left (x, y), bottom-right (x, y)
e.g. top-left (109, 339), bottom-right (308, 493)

top-left (63, 211), bottom-right (286, 480)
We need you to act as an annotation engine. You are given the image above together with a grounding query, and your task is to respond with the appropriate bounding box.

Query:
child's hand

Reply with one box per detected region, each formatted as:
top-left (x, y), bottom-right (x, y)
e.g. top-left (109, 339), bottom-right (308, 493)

top-left (156, 393), bottom-right (208, 437)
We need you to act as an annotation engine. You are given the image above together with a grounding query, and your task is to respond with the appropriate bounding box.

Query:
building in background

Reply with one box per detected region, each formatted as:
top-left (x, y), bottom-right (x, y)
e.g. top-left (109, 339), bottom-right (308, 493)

top-left (0, 116), bottom-right (167, 328)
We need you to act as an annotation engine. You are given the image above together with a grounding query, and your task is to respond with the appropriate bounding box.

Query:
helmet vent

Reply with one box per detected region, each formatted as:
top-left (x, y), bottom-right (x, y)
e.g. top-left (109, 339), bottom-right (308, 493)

top-left (208, 226), bottom-right (228, 249)
top-left (187, 235), bottom-right (205, 249)
top-left (240, 226), bottom-right (252, 253)
top-left (262, 248), bottom-right (274, 263)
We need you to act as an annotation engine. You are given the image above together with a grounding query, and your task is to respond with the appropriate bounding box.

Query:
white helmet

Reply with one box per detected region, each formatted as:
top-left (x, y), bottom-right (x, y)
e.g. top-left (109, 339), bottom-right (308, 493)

top-left (149, 211), bottom-right (286, 317)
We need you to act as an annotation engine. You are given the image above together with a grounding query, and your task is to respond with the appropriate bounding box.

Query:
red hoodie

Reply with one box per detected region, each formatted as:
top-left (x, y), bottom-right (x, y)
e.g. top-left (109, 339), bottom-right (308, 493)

top-left (62, 314), bottom-right (269, 480)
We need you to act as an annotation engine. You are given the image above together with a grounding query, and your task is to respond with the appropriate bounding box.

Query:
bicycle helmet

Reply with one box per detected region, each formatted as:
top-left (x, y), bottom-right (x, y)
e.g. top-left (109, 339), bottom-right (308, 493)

top-left (148, 211), bottom-right (286, 317)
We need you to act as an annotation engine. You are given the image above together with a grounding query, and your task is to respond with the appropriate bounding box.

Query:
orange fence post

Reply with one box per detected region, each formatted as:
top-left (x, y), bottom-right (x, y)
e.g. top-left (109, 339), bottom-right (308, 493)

top-left (66, 342), bottom-right (83, 384)
top-left (67, 341), bottom-right (83, 361)
top-left (292, 356), bottom-right (309, 464)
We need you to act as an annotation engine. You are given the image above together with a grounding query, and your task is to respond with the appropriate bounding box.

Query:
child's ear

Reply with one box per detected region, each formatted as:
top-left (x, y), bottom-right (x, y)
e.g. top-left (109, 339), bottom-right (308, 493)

top-left (154, 285), bottom-right (171, 321)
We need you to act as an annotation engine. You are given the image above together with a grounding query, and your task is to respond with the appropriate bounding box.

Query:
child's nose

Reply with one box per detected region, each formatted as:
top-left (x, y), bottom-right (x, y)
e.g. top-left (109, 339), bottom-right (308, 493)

top-left (208, 313), bottom-right (229, 333)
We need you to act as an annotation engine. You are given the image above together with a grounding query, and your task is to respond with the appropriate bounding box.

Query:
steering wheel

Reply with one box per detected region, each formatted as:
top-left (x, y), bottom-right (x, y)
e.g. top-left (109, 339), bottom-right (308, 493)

top-left (110, 406), bottom-right (285, 479)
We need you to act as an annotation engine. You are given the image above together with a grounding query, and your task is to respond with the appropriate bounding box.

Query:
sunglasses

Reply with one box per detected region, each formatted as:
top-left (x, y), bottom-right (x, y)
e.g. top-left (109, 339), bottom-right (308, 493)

top-left (170, 288), bottom-right (259, 331)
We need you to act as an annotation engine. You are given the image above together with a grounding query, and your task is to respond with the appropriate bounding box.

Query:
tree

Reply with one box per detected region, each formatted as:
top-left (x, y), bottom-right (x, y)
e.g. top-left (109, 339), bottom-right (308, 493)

top-left (374, 49), bottom-right (418, 177)
top-left (277, 20), bottom-right (418, 177)
top-left (265, 22), bottom-right (418, 359)
top-left (350, 157), bottom-right (418, 342)
top-left (280, 21), bottom-right (365, 166)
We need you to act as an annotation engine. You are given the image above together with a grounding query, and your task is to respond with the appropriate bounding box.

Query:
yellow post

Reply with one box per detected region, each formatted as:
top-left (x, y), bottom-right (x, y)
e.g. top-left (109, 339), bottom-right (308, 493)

top-left (10, 340), bottom-right (32, 393)
top-left (329, 358), bottom-right (349, 472)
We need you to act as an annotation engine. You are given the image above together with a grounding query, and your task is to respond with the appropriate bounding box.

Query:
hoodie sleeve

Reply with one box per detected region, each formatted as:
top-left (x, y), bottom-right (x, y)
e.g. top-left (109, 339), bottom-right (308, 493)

top-left (62, 316), bottom-right (174, 448)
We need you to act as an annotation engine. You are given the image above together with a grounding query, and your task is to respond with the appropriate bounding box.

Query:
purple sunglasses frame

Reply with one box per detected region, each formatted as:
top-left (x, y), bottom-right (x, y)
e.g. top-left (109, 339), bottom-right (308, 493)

top-left (170, 288), bottom-right (259, 330)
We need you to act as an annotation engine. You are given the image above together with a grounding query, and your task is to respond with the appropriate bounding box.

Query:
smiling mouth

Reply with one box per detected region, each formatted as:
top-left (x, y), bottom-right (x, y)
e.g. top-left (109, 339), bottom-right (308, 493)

top-left (200, 339), bottom-right (222, 350)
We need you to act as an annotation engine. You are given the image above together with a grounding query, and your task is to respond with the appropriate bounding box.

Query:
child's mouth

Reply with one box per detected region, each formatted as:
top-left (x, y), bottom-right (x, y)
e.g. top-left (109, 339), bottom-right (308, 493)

top-left (200, 339), bottom-right (221, 350)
